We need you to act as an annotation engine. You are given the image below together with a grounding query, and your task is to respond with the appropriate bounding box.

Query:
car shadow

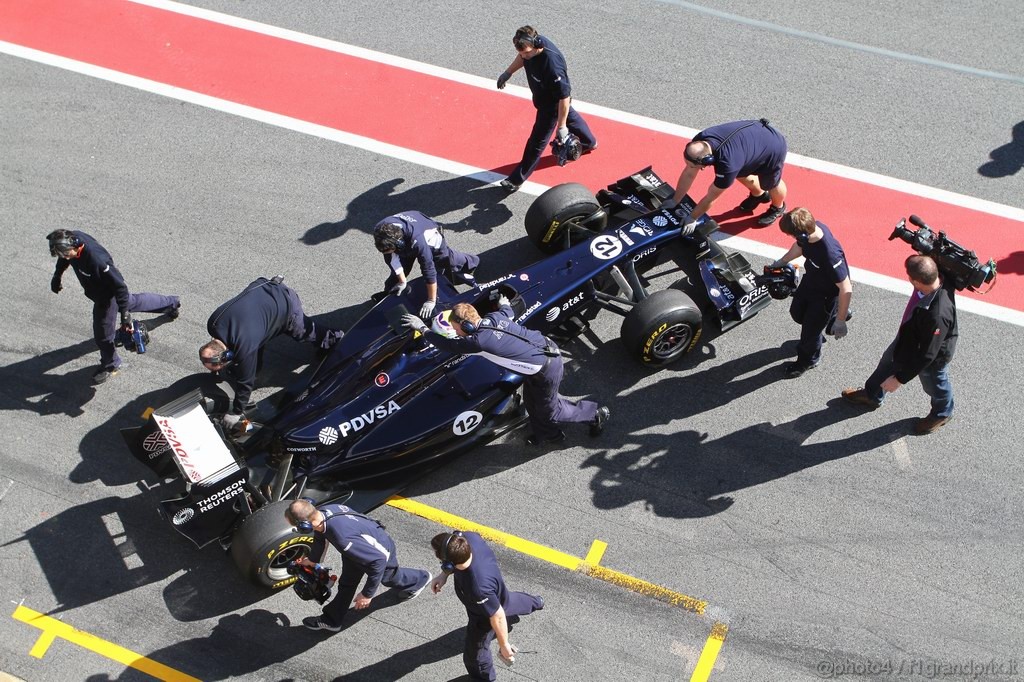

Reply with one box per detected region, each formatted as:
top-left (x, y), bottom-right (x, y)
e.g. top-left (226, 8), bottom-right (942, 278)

top-left (300, 175), bottom-right (514, 246)
top-left (4, 492), bottom-right (269, 623)
top-left (0, 339), bottom-right (98, 417)
top-left (978, 121), bottom-right (1024, 178)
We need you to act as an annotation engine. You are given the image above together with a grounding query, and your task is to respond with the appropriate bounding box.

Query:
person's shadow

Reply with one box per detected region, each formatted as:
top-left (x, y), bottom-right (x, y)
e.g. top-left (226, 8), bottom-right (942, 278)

top-left (301, 175), bottom-right (514, 246)
top-left (979, 121), bottom-right (1024, 177)
top-left (0, 339), bottom-right (98, 417)
top-left (333, 627), bottom-right (466, 681)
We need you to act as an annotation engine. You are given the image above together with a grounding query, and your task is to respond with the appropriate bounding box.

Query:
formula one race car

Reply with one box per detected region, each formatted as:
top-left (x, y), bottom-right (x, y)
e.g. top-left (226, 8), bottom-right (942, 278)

top-left (123, 167), bottom-right (789, 589)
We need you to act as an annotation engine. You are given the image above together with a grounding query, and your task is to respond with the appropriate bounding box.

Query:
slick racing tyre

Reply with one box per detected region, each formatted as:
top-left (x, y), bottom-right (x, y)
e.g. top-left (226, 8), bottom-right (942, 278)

top-left (620, 289), bottom-right (703, 366)
top-left (230, 500), bottom-right (315, 589)
top-left (525, 183), bottom-right (604, 254)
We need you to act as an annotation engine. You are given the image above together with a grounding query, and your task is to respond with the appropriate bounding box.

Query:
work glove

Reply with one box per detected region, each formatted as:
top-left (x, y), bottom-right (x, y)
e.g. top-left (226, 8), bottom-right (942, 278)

top-left (496, 71), bottom-right (511, 89)
top-left (681, 220), bottom-right (698, 237)
top-left (50, 275), bottom-right (62, 294)
top-left (390, 280), bottom-right (408, 296)
top-left (419, 299), bottom-right (436, 318)
top-left (221, 412), bottom-right (242, 431)
top-left (556, 126), bottom-right (570, 143)
top-left (497, 295), bottom-right (511, 308)
top-left (831, 319), bottom-right (848, 339)
top-left (401, 313), bottom-right (428, 333)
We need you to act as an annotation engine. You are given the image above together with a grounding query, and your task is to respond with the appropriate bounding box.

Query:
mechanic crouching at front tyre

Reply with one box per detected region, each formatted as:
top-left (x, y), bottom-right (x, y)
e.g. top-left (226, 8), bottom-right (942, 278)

top-left (403, 299), bottom-right (610, 447)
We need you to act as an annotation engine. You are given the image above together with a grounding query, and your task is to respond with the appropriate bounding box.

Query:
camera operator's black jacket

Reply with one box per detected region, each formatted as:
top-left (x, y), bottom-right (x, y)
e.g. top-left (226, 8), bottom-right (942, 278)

top-left (53, 231), bottom-right (131, 313)
top-left (893, 279), bottom-right (957, 383)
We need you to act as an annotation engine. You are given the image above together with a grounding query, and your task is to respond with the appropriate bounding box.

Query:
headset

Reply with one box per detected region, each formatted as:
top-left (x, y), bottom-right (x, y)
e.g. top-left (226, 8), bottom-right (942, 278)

top-left (293, 498), bottom-right (384, 533)
top-left (687, 118), bottom-right (771, 166)
top-left (46, 229), bottom-right (82, 258)
top-left (513, 28), bottom-right (540, 50)
top-left (294, 497), bottom-right (320, 532)
top-left (373, 222), bottom-right (407, 253)
top-left (203, 277), bottom-right (281, 366)
top-left (440, 531), bottom-right (465, 572)
top-left (201, 346), bottom-right (234, 365)
top-left (450, 307), bottom-right (561, 357)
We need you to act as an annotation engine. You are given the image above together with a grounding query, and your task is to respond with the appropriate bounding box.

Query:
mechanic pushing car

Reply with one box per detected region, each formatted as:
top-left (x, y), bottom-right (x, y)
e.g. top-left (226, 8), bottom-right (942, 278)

top-left (285, 499), bottom-right (432, 633)
top-left (662, 118), bottom-right (789, 229)
top-left (372, 210), bottom-right (480, 318)
top-left (496, 25), bottom-right (598, 193)
top-left (768, 207), bottom-right (854, 378)
top-left (199, 276), bottom-right (344, 430)
top-left (403, 298), bottom-right (610, 446)
top-left (430, 531), bottom-right (545, 680)
top-left (47, 229), bottom-right (180, 384)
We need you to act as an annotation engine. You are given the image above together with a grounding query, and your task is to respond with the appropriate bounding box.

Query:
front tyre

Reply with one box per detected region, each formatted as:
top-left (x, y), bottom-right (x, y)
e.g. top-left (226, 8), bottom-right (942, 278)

top-left (525, 183), bottom-right (603, 254)
top-left (230, 500), bottom-right (315, 589)
top-left (620, 290), bottom-right (703, 366)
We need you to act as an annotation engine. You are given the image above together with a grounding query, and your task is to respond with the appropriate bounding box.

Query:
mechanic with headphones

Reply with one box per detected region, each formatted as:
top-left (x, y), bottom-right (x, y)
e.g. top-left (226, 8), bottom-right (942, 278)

top-left (402, 298), bottom-right (609, 446)
top-left (430, 531), bottom-right (544, 679)
top-left (46, 229), bottom-right (180, 384)
top-left (372, 211), bottom-right (480, 319)
top-left (285, 499), bottom-right (432, 633)
top-left (663, 118), bottom-right (789, 230)
top-left (495, 25), bottom-right (598, 193)
top-left (199, 277), bottom-right (344, 429)
top-left (769, 207), bottom-right (854, 378)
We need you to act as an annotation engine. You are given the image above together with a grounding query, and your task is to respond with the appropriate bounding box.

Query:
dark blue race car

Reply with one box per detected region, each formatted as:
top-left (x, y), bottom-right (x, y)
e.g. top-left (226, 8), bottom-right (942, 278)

top-left (123, 167), bottom-right (793, 588)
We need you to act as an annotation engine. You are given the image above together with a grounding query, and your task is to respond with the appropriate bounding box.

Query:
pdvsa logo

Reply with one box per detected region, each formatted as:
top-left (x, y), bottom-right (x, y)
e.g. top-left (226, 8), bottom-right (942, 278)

top-left (338, 400), bottom-right (401, 438)
top-left (319, 426), bottom-right (339, 445)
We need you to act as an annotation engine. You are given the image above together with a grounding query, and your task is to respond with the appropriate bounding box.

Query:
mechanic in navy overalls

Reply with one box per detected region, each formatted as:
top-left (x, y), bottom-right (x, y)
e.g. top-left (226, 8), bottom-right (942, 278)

top-left (372, 210), bottom-right (480, 319)
top-left (199, 277), bottom-right (344, 429)
top-left (770, 207), bottom-right (853, 378)
top-left (47, 229), bottom-right (180, 384)
top-left (403, 299), bottom-right (610, 446)
top-left (285, 499), bottom-right (432, 633)
top-left (430, 531), bottom-right (544, 680)
top-left (496, 25), bottom-right (597, 192)
top-left (663, 118), bottom-right (789, 229)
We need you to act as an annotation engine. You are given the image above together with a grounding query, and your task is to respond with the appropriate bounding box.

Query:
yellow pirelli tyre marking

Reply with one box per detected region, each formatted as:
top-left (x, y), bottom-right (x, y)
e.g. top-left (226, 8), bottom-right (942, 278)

top-left (386, 495), bottom-right (707, 615)
top-left (12, 605), bottom-right (200, 682)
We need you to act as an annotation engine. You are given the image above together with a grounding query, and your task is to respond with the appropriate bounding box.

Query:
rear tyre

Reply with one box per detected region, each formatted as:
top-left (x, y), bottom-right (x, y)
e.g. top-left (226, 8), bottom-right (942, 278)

top-left (230, 500), bottom-right (315, 589)
top-left (525, 183), bottom-right (602, 254)
top-left (620, 290), bottom-right (703, 366)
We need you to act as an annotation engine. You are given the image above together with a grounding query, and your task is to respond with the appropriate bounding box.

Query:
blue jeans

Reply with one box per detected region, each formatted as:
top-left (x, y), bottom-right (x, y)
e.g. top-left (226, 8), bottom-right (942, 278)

top-left (864, 340), bottom-right (954, 418)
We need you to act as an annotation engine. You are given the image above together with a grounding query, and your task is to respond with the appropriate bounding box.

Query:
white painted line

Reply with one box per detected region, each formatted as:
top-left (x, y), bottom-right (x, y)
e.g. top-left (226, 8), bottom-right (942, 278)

top-left (891, 438), bottom-right (912, 472)
top-left (2, 37), bottom-right (1022, 328)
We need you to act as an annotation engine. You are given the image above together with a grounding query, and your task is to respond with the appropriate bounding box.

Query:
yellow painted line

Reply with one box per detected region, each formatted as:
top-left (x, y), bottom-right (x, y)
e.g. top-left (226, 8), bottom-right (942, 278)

top-left (584, 539), bottom-right (608, 565)
top-left (690, 622), bottom-right (729, 681)
top-left (386, 495), bottom-right (707, 615)
top-left (12, 605), bottom-right (201, 682)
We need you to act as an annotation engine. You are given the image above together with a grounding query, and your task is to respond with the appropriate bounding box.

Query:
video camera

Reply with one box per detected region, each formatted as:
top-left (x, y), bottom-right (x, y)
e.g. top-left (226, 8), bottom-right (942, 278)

top-left (756, 263), bottom-right (801, 300)
top-left (114, 320), bottom-right (150, 353)
top-left (889, 215), bottom-right (997, 292)
top-left (550, 133), bottom-right (582, 167)
top-left (286, 560), bottom-right (334, 604)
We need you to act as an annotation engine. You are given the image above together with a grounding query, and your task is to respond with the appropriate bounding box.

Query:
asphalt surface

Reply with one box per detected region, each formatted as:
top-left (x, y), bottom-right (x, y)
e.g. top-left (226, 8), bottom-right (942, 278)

top-left (1, 2), bottom-right (1023, 681)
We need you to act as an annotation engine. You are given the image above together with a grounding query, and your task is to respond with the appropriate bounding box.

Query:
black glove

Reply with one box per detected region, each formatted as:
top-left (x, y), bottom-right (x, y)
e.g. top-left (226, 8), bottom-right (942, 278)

top-left (120, 312), bottom-right (132, 329)
top-left (497, 71), bottom-right (511, 89)
top-left (50, 275), bottom-right (62, 294)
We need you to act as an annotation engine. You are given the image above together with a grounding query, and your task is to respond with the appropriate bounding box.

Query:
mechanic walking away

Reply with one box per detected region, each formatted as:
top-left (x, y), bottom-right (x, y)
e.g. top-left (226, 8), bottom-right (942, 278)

top-left (841, 255), bottom-right (957, 435)
top-left (770, 208), bottom-right (853, 378)
top-left (403, 299), bottom-right (610, 446)
top-left (496, 25), bottom-right (597, 192)
top-left (47, 229), bottom-right (180, 384)
top-left (430, 531), bottom-right (544, 680)
top-left (372, 210), bottom-right (480, 318)
top-left (285, 500), bottom-right (432, 633)
top-left (199, 276), bottom-right (344, 430)
top-left (663, 118), bottom-right (788, 231)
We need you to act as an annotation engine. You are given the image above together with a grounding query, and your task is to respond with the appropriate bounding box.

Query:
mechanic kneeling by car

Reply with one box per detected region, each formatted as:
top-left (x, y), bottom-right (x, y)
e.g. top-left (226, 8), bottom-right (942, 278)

top-left (199, 276), bottom-right (344, 430)
top-left (403, 299), bottom-right (610, 446)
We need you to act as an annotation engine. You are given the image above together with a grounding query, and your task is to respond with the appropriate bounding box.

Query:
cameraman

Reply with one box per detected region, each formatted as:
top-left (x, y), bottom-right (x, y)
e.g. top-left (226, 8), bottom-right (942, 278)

top-left (842, 255), bottom-right (957, 435)
top-left (285, 500), bottom-right (432, 633)
top-left (770, 208), bottom-right (853, 378)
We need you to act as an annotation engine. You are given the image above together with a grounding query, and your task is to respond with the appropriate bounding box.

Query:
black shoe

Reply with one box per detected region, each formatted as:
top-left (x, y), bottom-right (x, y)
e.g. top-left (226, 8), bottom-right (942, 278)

top-left (168, 304), bottom-right (181, 320)
top-left (534, 595), bottom-right (545, 611)
top-left (399, 572), bottom-right (432, 601)
top-left (92, 367), bottom-right (119, 384)
top-left (302, 616), bottom-right (341, 633)
top-left (589, 406), bottom-right (610, 437)
top-left (757, 203), bottom-right (786, 226)
top-left (783, 361), bottom-right (816, 379)
top-left (500, 179), bottom-right (520, 193)
top-left (525, 430), bottom-right (565, 447)
top-left (737, 192), bottom-right (770, 212)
